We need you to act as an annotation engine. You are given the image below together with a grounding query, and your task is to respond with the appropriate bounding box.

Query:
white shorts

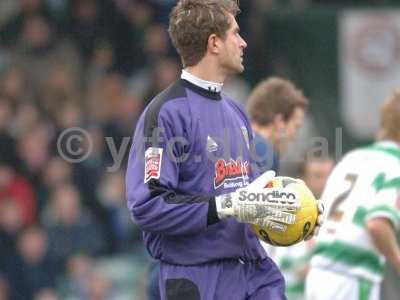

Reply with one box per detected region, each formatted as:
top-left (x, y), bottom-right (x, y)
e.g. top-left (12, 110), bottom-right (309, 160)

top-left (305, 268), bottom-right (380, 300)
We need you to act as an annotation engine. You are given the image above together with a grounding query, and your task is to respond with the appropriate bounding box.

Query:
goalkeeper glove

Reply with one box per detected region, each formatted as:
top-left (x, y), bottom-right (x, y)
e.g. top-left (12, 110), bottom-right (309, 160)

top-left (215, 170), bottom-right (301, 231)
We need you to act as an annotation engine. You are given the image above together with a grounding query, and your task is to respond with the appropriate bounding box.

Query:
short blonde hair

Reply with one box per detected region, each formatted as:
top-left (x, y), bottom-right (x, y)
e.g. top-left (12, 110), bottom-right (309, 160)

top-left (377, 90), bottom-right (400, 142)
top-left (168, 0), bottom-right (240, 67)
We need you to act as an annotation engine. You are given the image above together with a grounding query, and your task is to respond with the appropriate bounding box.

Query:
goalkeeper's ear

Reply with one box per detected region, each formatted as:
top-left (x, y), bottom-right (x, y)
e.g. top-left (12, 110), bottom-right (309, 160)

top-left (250, 170), bottom-right (276, 189)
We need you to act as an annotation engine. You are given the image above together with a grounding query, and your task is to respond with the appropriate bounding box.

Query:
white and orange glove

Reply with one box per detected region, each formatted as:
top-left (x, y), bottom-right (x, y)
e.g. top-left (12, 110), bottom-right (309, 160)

top-left (215, 170), bottom-right (301, 231)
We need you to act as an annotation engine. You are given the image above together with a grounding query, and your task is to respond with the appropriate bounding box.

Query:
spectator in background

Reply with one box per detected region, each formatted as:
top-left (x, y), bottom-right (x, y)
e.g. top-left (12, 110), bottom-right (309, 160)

top-left (0, 200), bottom-right (23, 271)
top-left (33, 288), bottom-right (60, 300)
top-left (53, 100), bottom-right (83, 131)
top-left (3, 226), bottom-right (56, 300)
top-left (112, 0), bottom-right (153, 73)
top-left (0, 273), bottom-right (9, 300)
top-left (12, 14), bottom-right (80, 94)
top-left (0, 161), bottom-right (37, 226)
top-left (52, 75), bottom-right (130, 255)
top-left (142, 57), bottom-right (180, 103)
top-left (0, 0), bottom-right (53, 48)
top-left (0, 101), bottom-right (24, 268)
top-left (128, 22), bottom-right (176, 101)
top-left (143, 24), bottom-right (171, 64)
top-left (299, 156), bottom-right (335, 199)
top-left (0, 100), bottom-right (18, 163)
top-left (0, 66), bottom-right (32, 105)
top-left (66, 0), bottom-right (111, 65)
top-left (62, 254), bottom-right (94, 299)
top-left (39, 63), bottom-right (81, 118)
top-left (43, 184), bottom-right (105, 272)
top-left (41, 157), bottom-right (72, 191)
top-left (17, 122), bottom-right (52, 189)
top-left (87, 71), bottom-right (127, 123)
top-left (85, 269), bottom-right (115, 300)
top-left (102, 91), bottom-right (143, 167)
top-left (0, 0), bottom-right (19, 26)
top-left (37, 156), bottom-right (73, 211)
top-left (63, 254), bottom-right (116, 300)
top-left (67, 123), bottom-right (118, 253)
top-left (86, 40), bottom-right (115, 84)
top-left (97, 171), bottom-right (139, 252)
top-left (147, 0), bottom-right (176, 24)
top-left (11, 101), bottom-right (41, 137)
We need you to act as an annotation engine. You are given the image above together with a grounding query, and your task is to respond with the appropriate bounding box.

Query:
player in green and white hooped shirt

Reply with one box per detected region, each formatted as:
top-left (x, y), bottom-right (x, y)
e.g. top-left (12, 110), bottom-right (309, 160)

top-left (306, 91), bottom-right (400, 300)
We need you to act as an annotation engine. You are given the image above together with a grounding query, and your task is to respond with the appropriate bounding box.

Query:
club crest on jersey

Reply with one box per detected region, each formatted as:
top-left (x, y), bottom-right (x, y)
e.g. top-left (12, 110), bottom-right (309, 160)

top-left (214, 159), bottom-right (250, 189)
top-left (240, 126), bottom-right (250, 149)
top-left (206, 135), bottom-right (218, 152)
top-left (144, 147), bottom-right (163, 183)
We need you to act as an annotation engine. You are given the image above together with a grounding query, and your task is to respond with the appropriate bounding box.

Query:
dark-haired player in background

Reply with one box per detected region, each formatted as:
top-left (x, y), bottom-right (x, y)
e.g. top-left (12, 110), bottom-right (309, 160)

top-left (246, 77), bottom-right (309, 174)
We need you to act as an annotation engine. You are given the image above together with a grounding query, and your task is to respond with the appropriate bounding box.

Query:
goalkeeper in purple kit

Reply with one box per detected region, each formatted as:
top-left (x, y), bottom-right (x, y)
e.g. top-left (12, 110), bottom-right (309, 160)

top-left (125, 1), bottom-right (323, 299)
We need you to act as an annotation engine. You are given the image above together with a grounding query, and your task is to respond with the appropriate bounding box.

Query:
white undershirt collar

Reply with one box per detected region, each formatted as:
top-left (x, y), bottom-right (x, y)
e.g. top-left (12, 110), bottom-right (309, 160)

top-left (181, 70), bottom-right (223, 93)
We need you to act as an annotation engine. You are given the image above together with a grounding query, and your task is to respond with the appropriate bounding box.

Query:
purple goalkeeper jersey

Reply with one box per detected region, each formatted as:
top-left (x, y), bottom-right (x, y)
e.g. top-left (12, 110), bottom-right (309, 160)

top-left (126, 78), bottom-right (267, 265)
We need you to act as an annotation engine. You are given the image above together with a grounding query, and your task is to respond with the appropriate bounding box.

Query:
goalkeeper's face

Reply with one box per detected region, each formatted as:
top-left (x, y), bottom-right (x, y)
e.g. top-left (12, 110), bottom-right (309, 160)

top-left (219, 14), bottom-right (247, 75)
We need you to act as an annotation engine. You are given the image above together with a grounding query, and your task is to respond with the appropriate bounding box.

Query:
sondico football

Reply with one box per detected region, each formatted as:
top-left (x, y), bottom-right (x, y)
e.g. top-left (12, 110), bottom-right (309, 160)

top-left (251, 176), bottom-right (318, 246)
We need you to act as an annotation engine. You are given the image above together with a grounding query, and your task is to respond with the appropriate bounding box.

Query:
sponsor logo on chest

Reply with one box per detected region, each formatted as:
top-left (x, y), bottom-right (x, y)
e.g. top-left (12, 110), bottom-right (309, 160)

top-left (214, 159), bottom-right (250, 189)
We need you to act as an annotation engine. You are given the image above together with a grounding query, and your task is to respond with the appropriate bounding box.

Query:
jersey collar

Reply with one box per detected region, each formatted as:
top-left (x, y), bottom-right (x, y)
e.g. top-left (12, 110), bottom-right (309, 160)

top-left (181, 70), bottom-right (223, 93)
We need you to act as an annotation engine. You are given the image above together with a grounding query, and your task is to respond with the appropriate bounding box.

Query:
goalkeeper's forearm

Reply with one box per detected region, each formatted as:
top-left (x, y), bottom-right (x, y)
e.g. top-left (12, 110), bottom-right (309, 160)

top-left (367, 217), bottom-right (400, 274)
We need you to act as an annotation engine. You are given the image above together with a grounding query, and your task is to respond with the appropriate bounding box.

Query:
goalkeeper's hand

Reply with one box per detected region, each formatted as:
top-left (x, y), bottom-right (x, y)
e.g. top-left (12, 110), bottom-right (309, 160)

top-left (215, 170), bottom-right (301, 231)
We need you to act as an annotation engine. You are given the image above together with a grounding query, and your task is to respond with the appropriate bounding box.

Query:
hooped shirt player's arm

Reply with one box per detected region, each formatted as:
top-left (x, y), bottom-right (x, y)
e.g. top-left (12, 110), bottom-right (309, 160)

top-left (126, 90), bottom-right (218, 236)
top-left (365, 183), bottom-right (400, 231)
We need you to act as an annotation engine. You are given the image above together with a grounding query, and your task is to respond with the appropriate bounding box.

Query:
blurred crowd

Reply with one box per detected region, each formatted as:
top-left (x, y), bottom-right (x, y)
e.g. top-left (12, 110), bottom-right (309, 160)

top-left (0, 0), bottom-right (185, 299)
